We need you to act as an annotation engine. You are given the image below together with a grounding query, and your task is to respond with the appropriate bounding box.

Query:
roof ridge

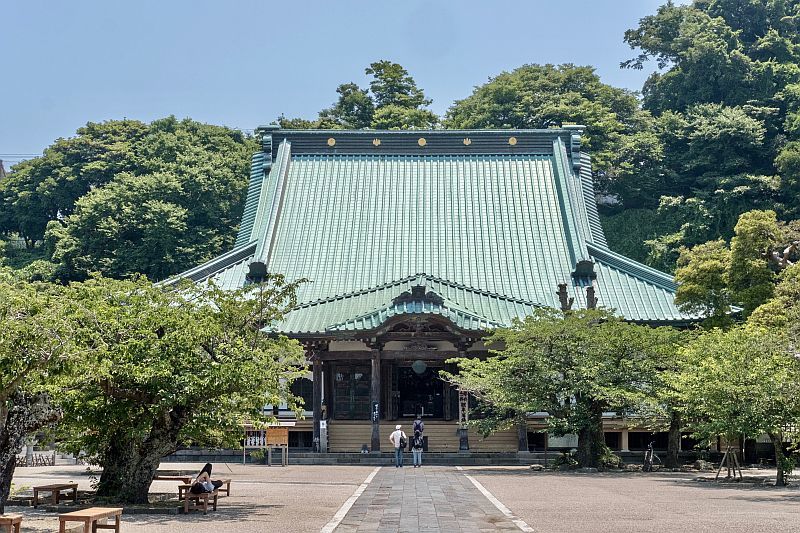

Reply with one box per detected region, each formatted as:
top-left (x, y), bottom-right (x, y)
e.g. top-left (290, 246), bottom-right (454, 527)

top-left (326, 294), bottom-right (505, 331)
top-left (587, 243), bottom-right (677, 291)
top-left (163, 241), bottom-right (257, 285)
top-left (293, 273), bottom-right (540, 310)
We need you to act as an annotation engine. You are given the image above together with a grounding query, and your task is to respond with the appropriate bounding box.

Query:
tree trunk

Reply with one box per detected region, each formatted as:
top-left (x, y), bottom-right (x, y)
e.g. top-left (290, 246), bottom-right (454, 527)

top-left (576, 403), bottom-right (605, 468)
top-left (96, 438), bottom-right (166, 504)
top-left (0, 393), bottom-right (60, 513)
top-left (516, 414), bottom-right (529, 452)
top-left (96, 406), bottom-right (190, 504)
top-left (769, 433), bottom-right (787, 487)
top-left (664, 411), bottom-right (681, 469)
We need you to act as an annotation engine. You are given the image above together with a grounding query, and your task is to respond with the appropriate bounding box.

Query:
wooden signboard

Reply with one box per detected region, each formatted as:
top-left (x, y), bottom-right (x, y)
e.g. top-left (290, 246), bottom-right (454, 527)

top-left (266, 426), bottom-right (289, 447)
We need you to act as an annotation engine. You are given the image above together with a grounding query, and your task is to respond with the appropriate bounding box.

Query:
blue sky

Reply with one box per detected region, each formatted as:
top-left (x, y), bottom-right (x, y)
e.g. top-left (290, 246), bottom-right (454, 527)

top-left (1, 0), bottom-right (682, 163)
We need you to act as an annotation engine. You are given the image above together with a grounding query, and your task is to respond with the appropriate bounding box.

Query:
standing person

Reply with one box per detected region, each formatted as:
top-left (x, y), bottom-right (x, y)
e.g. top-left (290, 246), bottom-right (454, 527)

top-left (389, 424), bottom-right (407, 468)
top-left (413, 415), bottom-right (425, 437)
top-left (412, 430), bottom-right (424, 468)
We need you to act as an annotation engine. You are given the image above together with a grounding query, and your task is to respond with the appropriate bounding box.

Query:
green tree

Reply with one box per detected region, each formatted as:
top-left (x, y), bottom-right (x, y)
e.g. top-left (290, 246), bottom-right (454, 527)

top-left (447, 308), bottom-right (680, 468)
top-left (57, 275), bottom-right (305, 503)
top-left (36, 117), bottom-right (256, 281)
top-left (776, 141), bottom-right (800, 214)
top-left (366, 60), bottom-right (431, 109)
top-left (613, 0), bottom-right (800, 271)
top-left (675, 209), bottom-right (784, 323)
top-left (279, 61), bottom-right (438, 130)
top-left (674, 239), bottom-right (733, 326)
top-left (676, 324), bottom-right (800, 485)
top-left (445, 64), bottom-right (643, 180)
top-left (0, 120), bottom-right (148, 246)
top-left (0, 279), bottom-right (70, 512)
top-left (317, 82), bottom-right (375, 129)
top-left (728, 210), bottom-right (779, 316)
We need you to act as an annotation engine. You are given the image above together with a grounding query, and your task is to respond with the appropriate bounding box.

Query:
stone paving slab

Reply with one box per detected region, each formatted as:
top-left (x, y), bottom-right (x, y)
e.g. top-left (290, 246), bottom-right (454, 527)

top-left (334, 466), bottom-right (521, 532)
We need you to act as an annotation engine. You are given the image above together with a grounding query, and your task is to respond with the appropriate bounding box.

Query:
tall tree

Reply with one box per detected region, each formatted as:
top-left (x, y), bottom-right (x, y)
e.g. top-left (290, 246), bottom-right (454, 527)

top-left (33, 117), bottom-right (256, 281)
top-left (445, 64), bottom-right (643, 180)
top-left (676, 324), bottom-right (800, 486)
top-left (447, 308), bottom-right (680, 468)
top-left (280, 61), bottom-right (438, 130)
top-left (0, 120), bottom-right (148, 246)
top-left (0, 278), bottom-right (69, 512)
top-left (317, 82), bottom-right (375, 129)
top-left (57, 276), bottom-right (305, 503)
top-left (607, 0), bottom-right (800, 272)
top-left (674, 239), bottom-right (733, 326)
top-left (675, 209), bottom-right (785, 324)
top-left (365, 60), bottom-right (431, 109)
top-left (728, 210), bottom-right (779, 316)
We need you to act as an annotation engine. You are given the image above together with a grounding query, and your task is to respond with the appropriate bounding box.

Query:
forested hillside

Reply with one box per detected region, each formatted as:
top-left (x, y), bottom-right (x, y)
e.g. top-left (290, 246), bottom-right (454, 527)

top-left (2, 1), bottom-right (799, 301)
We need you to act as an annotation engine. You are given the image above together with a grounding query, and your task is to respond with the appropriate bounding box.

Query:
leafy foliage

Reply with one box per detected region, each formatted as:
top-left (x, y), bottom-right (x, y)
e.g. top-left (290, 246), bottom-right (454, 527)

top-left (280, 60), bottom-right (438, 130)
top-left (675, 323), bottom-right (800, 484)
top-left (445, 64), bottom-right (642, 179)
top-left (674, 239), bottom-right (733, 325)
top-left (56, 275), bottom-right (305, 502)
top-left (0, 279), bottom-right (71, 510)
top-left (674, 209), bottom-right (788, 324)
top-left (615, 0), bottom-right (800, 271)
top-left (0, 117), bottom-right (255, 281)
top-left (446, 308), bottom-right (681, 468)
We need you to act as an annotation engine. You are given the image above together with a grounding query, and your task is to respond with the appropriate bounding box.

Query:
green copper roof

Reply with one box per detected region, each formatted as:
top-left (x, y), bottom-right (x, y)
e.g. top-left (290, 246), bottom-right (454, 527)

top-left (173, 129), bottom-right (700, 332)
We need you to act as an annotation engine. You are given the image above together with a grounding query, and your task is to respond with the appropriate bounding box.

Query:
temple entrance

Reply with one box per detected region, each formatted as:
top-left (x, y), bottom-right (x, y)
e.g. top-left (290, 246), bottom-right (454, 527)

top-left (397, 365), bottom-right (444, 418)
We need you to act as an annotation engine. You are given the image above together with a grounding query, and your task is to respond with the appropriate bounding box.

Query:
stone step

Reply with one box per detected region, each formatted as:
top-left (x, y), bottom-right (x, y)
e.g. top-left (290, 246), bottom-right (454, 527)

top-left (161, 449), bottom-right (552, 465)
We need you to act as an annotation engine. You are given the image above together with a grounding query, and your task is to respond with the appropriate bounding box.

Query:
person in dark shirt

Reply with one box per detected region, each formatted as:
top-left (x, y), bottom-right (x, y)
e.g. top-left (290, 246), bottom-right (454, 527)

top-left (412, 430), bottom-right (424, 467)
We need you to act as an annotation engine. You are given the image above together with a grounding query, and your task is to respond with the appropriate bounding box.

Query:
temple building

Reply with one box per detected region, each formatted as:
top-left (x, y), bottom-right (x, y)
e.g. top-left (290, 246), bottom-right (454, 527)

top-left (173, 126), bottom-right (697, 454)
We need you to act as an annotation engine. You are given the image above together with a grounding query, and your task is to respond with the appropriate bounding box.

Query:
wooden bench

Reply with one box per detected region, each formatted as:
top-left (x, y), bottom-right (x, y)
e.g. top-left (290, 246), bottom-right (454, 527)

top-left (58, 507), bottom-right (122, 533)
top-left (33, 483), bottom-right (78, 507)
top-left (153, 474), bottom-right (193, 484)
top-left (216, 478), bottom-right (232, 497)
top-left (178, 485), bottom-right (218, 515)
top-left (0, 515), bottom-right (22, 533)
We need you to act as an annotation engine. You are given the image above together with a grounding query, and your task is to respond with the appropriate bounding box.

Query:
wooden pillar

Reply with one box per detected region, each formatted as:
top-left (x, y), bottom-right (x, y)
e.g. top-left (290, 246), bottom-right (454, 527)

top-left (517, 418), bottom-right (529, 452)
top-left (384, 361), bottom-right (394, 420)
top-left (455, 345), bottom-right (471, 451)
top-left (370, 348), bottom-right (381, 452)
top-left (312, 358), bottom-right (322, 452)
top-left (443, 363), bottom-right (452, 421)
top-left (620, 428), bottom-right (630, 452)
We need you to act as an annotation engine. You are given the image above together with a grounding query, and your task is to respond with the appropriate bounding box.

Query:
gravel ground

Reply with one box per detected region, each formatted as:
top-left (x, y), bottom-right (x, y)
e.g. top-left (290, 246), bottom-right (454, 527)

top-left (465, 466), bottom-right (800, 533)
top-left (10, 463), bottom-right (800, 532)
top-left (8, 462), bottom-right (374, 532)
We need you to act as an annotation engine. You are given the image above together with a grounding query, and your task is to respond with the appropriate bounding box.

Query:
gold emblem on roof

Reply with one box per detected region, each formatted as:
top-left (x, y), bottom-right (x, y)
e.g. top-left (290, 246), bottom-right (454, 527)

top-left (508, 136), bottom-right (518, 146)
top-left (327, 137), bottom-right (336, 147)
top-left (418, 137), bottom-right (427, 147)
top-left (463, 138), bottom-right (472, 146)
top-left (372, 138), bottom-right (381, 147)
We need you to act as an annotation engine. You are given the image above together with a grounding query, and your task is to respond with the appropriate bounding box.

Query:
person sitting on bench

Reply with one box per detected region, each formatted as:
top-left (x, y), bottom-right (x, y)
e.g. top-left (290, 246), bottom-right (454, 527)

top-left (190, 463), bottom-right (224, 494)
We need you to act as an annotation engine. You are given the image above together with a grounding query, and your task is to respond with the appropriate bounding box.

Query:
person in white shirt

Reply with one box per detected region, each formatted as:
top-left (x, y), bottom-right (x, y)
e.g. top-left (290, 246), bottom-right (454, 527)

top-left (389, 424), bottom-right (407, 468)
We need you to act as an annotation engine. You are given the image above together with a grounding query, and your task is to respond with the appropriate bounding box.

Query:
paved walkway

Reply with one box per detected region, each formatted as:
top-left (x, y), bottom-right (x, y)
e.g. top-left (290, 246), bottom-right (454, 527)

top-left (332, 466), bottom-right (525, 532)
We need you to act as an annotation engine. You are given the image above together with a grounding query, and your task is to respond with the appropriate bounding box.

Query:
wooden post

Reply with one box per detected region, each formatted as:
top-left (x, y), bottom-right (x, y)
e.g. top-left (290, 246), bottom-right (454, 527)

top-left (620, 428), bottom-right (630, 452)
top-left (312, 358), bottom-right (322, 453)
top-left (370, 348), bottom-right (381, 452)
top-left (517, 417), bottom-right (529, 452)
